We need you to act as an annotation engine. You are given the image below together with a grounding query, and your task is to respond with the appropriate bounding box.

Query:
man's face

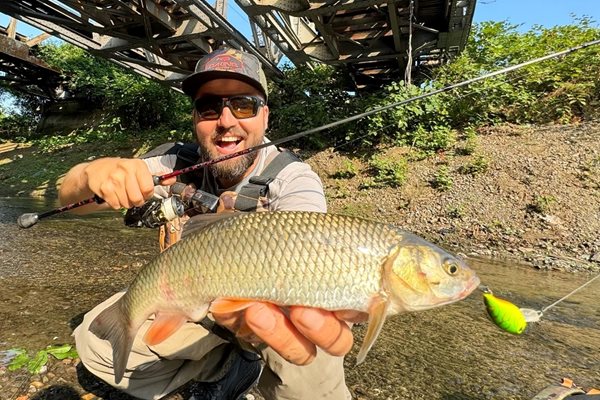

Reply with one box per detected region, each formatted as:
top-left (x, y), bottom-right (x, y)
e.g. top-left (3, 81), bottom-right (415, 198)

top-left (193, 78), bottom-right (269, 186)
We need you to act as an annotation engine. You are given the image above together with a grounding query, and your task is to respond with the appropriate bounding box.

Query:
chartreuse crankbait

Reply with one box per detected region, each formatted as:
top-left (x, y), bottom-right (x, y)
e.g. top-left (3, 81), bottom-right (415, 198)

top-left (481, 272), bottom-right (600, 335)
top-left (480, 286), bottom-right (528, 335)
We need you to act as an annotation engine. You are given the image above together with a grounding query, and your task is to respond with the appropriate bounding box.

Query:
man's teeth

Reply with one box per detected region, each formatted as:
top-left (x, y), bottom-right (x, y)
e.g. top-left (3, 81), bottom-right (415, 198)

top-left (220, 137), bottom-right (241, 142)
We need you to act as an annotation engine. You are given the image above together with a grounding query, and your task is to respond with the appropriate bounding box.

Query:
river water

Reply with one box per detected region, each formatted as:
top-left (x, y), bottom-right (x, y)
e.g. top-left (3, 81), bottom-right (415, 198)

top-left (0, 197), bottom-right (598, 399)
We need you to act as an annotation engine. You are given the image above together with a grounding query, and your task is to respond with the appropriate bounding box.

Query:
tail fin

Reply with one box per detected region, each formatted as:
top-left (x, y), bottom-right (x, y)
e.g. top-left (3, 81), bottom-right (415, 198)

top-left (89, 300), bottom-right (135, 384)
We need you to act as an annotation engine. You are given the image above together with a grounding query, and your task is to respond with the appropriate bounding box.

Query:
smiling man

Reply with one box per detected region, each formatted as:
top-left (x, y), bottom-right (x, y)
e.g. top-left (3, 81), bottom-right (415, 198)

top-left (59, 48), bottom-right (354, 400)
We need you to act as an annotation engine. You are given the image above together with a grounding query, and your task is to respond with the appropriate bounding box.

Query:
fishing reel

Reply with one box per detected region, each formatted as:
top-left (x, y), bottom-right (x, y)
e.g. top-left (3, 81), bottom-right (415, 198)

top-left (123, 183), bottom-right (220, 228)
top-left (124, 196), bottom-right (186, 228)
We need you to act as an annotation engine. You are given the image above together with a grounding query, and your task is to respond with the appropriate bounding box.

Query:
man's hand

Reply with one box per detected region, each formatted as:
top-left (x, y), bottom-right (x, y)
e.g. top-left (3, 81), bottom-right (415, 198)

top-left (212, 302), bottom-right (367, 365)
top-left (59, 157), bottom-right (176, 211)
top-left (83, 158), bottom-right (156, 209)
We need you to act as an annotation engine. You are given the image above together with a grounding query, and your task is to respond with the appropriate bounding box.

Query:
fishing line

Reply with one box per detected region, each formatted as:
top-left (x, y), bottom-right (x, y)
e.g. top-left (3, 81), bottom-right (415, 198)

top-left (519, 270), bottom-right (600, 322)
top-left (326, 46), bottom-right (573, 155)
top-left (17, 38), bottom-right (600, 228)
top-left (480, 265), bottom-right (600, 334)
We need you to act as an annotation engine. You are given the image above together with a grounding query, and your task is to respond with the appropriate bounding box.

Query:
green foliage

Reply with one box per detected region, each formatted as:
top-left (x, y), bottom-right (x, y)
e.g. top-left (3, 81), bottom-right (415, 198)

top-left (0, 112), bottom-right (37, 140)
top-left (33, 118), bottom-right (192, 154)
top-left (447, 205), bottom-right (464, 219)
top-left (7, 344), bottom-right (78, 374)
top-left (267, 18), bottom-right (599, 154)
top-left (435, 17), bottom-right (600, 125)
top-left (331, 159), bottom-right (358, 179)
top-left (364, 154), bottom-right (408, 188)
top-left (459, 154), bottom-right (490, 175)
top-left (33, 42), bottom-right (190, 131)
top-left (268, 64), bottom-right (354, 148)
top-left (34, 117), bottom-right (129, 153)
top-left (527, 195), bottom-right (556, 214)
top-left (431, 165), bottom-right (453, 191)
top-left (2, 18), bottom-right (598, 160)
top-left (354, 81), bottom-right (453, 152)
top-left (457, 126), bottom-right (479, 155)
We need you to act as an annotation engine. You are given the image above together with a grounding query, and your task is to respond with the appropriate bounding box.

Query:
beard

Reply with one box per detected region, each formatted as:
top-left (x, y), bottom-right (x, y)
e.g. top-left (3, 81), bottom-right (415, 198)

top-left (198, 130), bottom-right (262, 184)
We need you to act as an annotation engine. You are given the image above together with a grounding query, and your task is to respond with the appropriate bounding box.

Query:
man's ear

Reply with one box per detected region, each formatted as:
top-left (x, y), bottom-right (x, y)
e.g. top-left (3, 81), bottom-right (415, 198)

top-left (262, 105), bottom-right (269, 127)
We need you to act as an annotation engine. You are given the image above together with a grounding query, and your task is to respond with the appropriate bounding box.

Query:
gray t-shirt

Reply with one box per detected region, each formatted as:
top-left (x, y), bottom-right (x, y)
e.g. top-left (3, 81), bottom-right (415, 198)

top-left (143, 139), bottom-right (327, 213)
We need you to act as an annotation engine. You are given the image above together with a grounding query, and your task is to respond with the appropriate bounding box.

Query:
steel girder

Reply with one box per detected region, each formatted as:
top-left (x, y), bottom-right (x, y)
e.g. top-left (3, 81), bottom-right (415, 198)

top-left (0, 21), bottom-right (61, 98)
top-left (236, 0), bottom-right (477, 89)
top-left (0, 0), bottom-right (282, 92)
top-left (0, 0), bottom-right (475, 93)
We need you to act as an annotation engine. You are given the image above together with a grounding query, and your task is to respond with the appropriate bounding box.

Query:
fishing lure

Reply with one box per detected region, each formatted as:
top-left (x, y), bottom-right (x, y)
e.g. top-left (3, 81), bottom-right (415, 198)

top-left (482, 289), bottom-right (527, 335)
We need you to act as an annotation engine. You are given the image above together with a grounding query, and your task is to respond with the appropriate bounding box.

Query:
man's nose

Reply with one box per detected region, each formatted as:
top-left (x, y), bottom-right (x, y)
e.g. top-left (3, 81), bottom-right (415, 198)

top-left (216, 104), bottom-right (238, 128)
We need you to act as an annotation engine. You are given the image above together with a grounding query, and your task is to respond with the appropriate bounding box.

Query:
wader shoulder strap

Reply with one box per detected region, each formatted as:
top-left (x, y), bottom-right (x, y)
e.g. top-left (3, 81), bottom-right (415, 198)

top-left (234, 150), bottom-right (301, 212)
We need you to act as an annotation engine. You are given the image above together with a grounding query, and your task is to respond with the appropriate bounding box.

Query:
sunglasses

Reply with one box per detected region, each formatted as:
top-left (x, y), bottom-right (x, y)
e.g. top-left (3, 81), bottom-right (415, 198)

top-left (193, 95), bottom-right (265, 120)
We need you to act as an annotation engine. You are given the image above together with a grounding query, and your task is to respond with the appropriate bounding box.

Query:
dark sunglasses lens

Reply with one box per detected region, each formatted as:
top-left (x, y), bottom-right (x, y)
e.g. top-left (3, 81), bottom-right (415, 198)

top-left (194, 96), bottom-right (222, 120)
top-left (229, 97), bottom-right (259, 119)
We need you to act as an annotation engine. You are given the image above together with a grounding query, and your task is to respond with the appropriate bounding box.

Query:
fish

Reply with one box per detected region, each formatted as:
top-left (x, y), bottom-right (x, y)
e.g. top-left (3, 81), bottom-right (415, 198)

top-left (482, 291), bottom-right (527, 334)
top-left (89, 211), bottom-right (480, 383)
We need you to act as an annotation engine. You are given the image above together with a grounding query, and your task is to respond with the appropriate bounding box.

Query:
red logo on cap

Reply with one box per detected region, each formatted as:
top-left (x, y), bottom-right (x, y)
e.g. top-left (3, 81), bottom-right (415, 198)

top-left (203, 51), bottom-right (245, 73)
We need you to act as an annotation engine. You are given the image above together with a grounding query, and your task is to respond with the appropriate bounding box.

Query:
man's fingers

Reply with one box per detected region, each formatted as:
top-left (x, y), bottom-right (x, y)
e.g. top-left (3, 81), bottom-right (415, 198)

top-left (245, 302), bottom-right (316, 365)
top-left (125, 173), bottom-right (146, 207)
top-left (159, 176), bottom-right (177, 186)
top-left (212, 311), bottom-right (240, 332)
top-left (334, 309), bottom-right (369, 324)
top-left (289, 307), bottom-right (354, 357)
top-left (135, 162), bottom-right (160, 198)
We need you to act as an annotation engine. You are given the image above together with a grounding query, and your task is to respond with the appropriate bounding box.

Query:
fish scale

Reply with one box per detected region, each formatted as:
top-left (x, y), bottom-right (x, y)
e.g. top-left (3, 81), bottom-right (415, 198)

top-left (163, 212), bottom-right (391, 308)
top-left (89, 211), bottom-right (479, 383)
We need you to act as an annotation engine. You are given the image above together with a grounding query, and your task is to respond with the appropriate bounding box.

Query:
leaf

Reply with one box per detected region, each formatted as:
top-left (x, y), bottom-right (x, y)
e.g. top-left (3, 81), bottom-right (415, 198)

top-left (7, 349), bottom-right (29, 371)
top-left (46, 344), bottom-right (78, 360)
top-left (27, 350), bottom-right (49, 374)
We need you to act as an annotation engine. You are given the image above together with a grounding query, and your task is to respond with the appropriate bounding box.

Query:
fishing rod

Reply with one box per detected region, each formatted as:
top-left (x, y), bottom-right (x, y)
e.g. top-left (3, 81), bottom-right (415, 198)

top-left (17, 38), bottom-right (600, 229)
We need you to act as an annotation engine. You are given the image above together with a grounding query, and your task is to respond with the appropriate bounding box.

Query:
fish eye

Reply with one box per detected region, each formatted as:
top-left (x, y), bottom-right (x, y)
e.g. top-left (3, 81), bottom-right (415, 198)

top-left (443, 261), bottom-right (459, 275)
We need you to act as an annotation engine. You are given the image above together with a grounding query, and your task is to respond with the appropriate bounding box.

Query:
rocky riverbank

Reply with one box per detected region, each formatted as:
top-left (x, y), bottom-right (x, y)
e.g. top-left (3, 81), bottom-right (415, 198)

top-left (314, 122), bottom-right (600, 273)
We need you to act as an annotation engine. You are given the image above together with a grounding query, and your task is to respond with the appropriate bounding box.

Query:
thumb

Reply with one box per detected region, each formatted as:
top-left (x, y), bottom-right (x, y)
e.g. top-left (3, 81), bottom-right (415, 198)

top-left (160, 176), bottom-right (177, 186)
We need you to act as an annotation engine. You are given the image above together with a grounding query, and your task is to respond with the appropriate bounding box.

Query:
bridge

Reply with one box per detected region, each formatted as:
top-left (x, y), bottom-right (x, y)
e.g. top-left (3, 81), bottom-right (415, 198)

top-left (0, 0), bottom-right (476, 94)
top-left (0, 18), bottom-right (61, 98)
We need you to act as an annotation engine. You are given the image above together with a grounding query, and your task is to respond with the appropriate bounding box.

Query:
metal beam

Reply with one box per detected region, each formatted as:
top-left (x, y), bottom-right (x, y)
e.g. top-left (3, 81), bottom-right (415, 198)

top-left (0, 0), bottom-right (475, 93)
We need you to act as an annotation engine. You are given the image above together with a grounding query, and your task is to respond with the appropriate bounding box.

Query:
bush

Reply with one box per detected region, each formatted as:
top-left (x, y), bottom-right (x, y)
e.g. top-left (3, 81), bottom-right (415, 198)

top-left (353, 81), bottom-right (453, 152)
top-left (435, 17), bottom-right (600, 125)
top-left (366, 154), bottom-right (408, 188)
top-left (33, 42), bottom-right (190, 131)
top-left (431, 166), bottom-right (453, 191)
top-left (459, 154), bottom-right (490, 175)
top-left (4, 18), bottom-right (598, 152)
top-left (0, 111), bottom-right (36, 140)
top-left (268, 63), bottom-right (355, 148)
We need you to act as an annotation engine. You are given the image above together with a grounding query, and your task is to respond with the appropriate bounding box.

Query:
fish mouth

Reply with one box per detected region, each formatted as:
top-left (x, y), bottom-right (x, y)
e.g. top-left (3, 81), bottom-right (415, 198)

top-left (404, 275), bottom-right (482, 311)
top-left (215, 135), bottom-right (244, 155)
top-left (464, 275), bottom-right (481, 296)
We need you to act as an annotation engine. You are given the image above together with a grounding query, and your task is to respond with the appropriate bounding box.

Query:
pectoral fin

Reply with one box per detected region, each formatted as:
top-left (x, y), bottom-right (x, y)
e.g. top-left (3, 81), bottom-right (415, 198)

top-left (209, 298), bottom-right (256, 314)
top-left (356, 296), bottom-right (389, 364)
top-left (143, 313), bottom-right (188, 345)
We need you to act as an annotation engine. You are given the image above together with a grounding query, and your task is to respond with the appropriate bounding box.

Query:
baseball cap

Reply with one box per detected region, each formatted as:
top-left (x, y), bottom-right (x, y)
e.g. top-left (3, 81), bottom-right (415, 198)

top-left (182, 48), bottom-right (269, 101)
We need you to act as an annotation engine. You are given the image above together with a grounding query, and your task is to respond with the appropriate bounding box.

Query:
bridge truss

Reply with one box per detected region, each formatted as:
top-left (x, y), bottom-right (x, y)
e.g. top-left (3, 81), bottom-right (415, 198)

top-left (0, 0), bottom-right (476, 93)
